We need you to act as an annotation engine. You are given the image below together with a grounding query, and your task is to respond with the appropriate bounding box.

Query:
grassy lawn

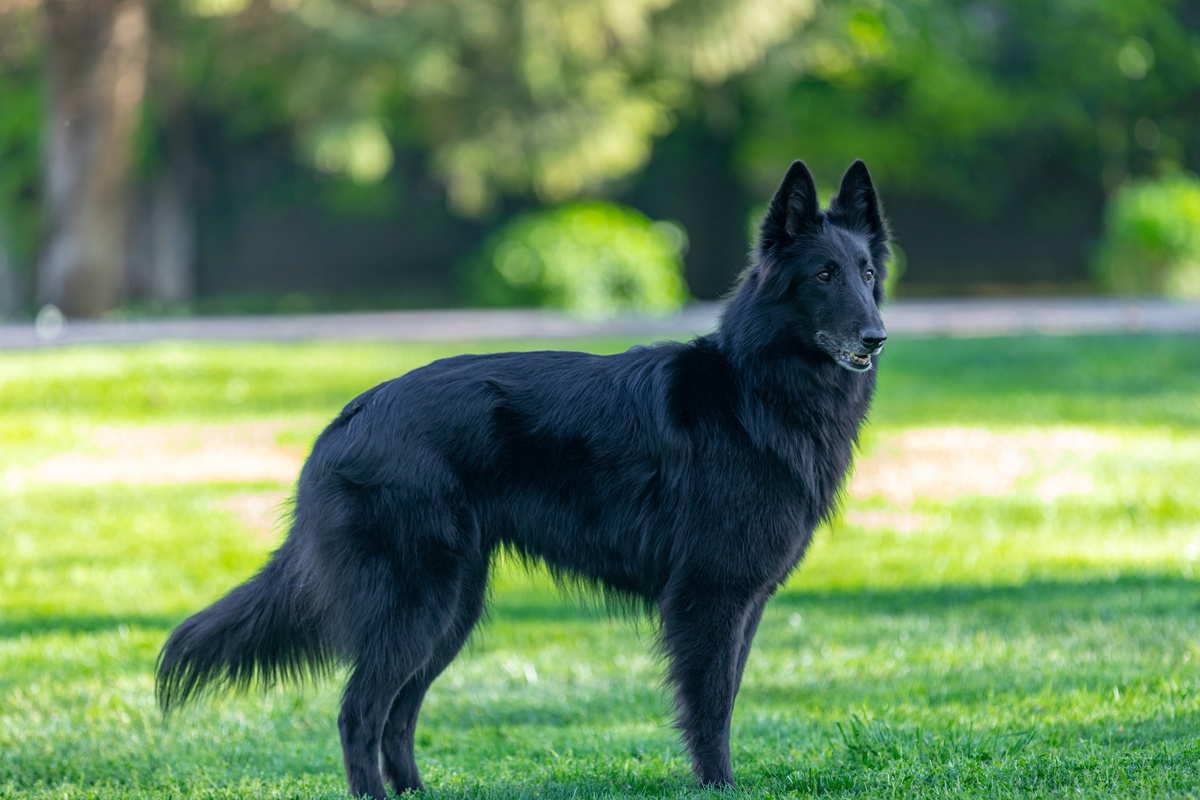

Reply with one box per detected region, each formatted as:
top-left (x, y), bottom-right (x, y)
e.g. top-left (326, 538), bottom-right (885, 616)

top-left (1, 334), bottom-right (1198, 799)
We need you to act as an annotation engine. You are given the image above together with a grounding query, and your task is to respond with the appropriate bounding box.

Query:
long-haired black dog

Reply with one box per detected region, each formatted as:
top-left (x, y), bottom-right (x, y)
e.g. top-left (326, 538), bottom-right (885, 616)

top-left (157, 159), bottom-right (889, 798)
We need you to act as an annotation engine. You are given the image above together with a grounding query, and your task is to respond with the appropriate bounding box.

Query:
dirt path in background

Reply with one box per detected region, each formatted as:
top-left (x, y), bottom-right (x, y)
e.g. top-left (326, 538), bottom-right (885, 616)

top-left (849, 427), bottom-right (1114, 505)
top-left (31, 422), bottom-right (306, 485)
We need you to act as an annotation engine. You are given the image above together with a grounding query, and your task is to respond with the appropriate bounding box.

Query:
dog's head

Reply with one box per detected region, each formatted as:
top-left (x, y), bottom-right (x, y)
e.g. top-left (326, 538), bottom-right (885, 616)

top-left (755, 159), bottom-right (889, 372)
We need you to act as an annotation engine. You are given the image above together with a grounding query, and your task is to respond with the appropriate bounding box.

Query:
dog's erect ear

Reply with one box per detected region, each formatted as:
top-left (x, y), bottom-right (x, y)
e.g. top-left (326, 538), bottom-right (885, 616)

top-left (830, 159), bottom-right (884, 237)
top-left (761, 160), bottom-right (819, 247)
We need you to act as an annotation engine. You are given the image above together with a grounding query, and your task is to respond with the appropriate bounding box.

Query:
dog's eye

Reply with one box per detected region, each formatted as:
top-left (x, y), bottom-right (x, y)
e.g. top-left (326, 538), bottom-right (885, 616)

top-left (817, 270), bottom-right (832, 282)
top-left (865, 268), bottom-right (874, 281)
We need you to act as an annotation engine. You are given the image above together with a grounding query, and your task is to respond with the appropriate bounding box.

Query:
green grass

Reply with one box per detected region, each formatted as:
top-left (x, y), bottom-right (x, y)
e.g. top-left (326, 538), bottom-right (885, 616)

top-left (1, 334), bottom-right (1198, 799)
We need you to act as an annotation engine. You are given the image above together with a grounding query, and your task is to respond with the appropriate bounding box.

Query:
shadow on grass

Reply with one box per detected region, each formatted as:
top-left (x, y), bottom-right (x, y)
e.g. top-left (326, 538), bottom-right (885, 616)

top-left (771, 572), bottom-right (1200, 621)
top-left (483, 573), bottom-right (1200, 631)
top-left (11, 574), bottom-right (1188, 640)
top-left (6, 572), bottom-right (1192, 645)
top-left (0, 612), bottom-right (179, 639)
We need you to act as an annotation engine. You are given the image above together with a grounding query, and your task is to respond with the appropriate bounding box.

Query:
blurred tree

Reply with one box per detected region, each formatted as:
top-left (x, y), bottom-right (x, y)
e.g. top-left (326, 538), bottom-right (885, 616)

top-left (251, 0), bottom-right (825, 215)
top-left (175, 0), bottom-right (831, 302)
top-left (5, 0), bottom-right (1200, 312)
top-left (35, 0), bottom-right (150, 317)
top-left (0, 4), bottom-right (42, 315)
top-left (746, 0), bottom-right (1200, 187)
top-left (150, 0), bottom-right (1200, 297)
top-left (739, 0), bottom-right (1200, 286)
top-left (124, 0), bottom-right (299, 309)
top-left (6, 0), bottom-right (828, 315)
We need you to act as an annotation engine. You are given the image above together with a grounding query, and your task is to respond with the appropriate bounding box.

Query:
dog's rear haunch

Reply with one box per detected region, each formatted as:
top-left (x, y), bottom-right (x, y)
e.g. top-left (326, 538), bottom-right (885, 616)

top-left (157, 159), bottom-right (889, 798)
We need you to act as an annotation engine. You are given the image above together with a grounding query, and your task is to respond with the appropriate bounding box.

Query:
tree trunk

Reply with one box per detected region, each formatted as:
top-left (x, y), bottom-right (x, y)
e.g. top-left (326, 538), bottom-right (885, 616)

top-left (37, 0), bottom-right (148, 317)
top-left (0, 241), bottom-right (17, 318)
top-left (128, 107), bottom-right (196, 308)
top-left (128, 168), bottom-right (196, 308)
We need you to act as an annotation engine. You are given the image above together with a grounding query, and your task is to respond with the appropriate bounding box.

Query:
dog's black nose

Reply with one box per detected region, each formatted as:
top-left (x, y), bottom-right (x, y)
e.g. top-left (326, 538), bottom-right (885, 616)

top-left (860, 329), bottom-right (887, 351)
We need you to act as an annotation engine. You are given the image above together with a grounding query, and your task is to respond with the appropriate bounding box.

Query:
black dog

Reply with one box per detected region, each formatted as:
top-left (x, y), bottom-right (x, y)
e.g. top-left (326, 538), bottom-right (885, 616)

top-left (157, 159), bottom-right (889, 798)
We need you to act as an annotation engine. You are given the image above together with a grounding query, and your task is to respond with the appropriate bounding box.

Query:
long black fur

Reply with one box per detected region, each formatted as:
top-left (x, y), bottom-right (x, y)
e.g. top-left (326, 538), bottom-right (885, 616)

top-left (157, 159), bottom-right (890, 798)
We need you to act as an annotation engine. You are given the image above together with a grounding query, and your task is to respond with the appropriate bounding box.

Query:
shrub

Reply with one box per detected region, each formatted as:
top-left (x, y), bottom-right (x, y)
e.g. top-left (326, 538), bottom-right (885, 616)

top-left (1092, 173), bottom-right (1200, 298)
top-left (467, 202), bottom-right (689, 316)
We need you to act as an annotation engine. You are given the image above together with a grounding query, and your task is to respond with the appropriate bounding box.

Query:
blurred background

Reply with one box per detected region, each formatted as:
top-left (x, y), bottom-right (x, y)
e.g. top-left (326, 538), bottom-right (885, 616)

top-left (3, 5), bottom-right (1200, 795)
top-left (1, 0), bottom-right (1199, 320)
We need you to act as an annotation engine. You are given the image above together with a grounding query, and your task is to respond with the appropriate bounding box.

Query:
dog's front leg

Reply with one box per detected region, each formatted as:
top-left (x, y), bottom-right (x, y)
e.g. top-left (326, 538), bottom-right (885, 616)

top-left (660, 583), bottom-right (761, 787)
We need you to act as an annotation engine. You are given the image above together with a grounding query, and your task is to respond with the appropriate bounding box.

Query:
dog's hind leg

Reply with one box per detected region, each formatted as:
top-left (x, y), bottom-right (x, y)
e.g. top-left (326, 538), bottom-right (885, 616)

top-left (660, 582), bottom-right (761, 788)
top-left (335, 542), bottom-right (471, 799)
top-left (340, 658), bottom-right (407, 800)
top-left (339, 586), bottom-right (464, 800)
top-left (380, 555), bottom-right (490, 795)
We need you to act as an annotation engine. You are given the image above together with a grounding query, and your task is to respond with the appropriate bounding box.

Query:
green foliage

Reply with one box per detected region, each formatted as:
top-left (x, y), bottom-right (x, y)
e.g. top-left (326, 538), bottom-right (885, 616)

top-left (743, 0), bottom-right (1200, 215)
top-left (0, 14), bottom-right (44, 277)
top-left (1092, 172), bottom-right (1200, 298)
top-left (468, 202), bottom-right (690, 316)
top-left (2, 335), bottom-right (1200, 799)
top-left (883, 242), bottom-right (906, 300)
top-left (234, 0), bottom-right (823, 214)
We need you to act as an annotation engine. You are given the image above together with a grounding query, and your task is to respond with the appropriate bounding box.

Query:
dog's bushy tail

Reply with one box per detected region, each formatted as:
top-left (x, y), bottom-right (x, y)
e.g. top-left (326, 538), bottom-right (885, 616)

top-left (156, 544), bottom-right (331, 714)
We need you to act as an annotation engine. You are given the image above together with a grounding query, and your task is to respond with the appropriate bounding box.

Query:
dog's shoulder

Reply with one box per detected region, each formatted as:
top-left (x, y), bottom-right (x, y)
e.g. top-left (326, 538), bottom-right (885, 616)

top-left (663, 336), bottom-right (739, 432)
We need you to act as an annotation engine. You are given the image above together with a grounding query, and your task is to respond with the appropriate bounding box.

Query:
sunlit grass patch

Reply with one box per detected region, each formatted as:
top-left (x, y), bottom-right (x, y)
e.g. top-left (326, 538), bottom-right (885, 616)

top-left (0, 483), bottom-right (280, 624)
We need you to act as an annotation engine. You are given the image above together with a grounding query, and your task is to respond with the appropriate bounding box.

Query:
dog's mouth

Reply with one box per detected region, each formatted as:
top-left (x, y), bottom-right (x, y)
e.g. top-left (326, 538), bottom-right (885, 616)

top-left (816, 332), bottom-right (876, 372)
top-left (833, 348), bottom-right (873, 372)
